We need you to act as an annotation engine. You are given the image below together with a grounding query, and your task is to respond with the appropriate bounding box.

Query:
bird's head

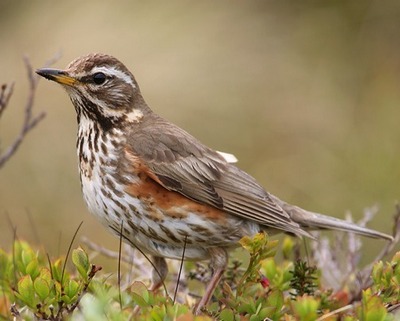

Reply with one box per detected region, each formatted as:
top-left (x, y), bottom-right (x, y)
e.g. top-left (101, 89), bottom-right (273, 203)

top-left (36, 53), bottom-right (147, 129)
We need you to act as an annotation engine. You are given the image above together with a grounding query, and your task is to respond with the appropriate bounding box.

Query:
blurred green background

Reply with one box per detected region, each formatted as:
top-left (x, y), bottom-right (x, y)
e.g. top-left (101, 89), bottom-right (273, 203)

top-left (0, 1), bottom-right (399, 260)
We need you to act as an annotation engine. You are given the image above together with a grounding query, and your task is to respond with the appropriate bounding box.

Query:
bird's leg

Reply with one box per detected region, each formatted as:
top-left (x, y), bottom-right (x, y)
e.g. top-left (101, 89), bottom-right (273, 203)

top-left (150, 256), bottom-right (168, 292)
top-left (194, 247), bottom-right (228, 315)
top-left (133, 256), bottom-right (168, 315)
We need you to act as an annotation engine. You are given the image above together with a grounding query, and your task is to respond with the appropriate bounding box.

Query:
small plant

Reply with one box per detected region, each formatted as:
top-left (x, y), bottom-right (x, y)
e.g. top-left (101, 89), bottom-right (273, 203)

top-left (0, 240), bottom-right (214, 321)
top-left (214, 232), bottom-right (285, 321)
top-left (0, 209), bottom-right (399, 320)
top-left (0, 235), bottom-right (399, 320)
top-left (289, 260), bottom-right (318, 298)
top-left (371, 252), bottom-right (400, 312)
top-left (0, 241), bottom-right (101, 320)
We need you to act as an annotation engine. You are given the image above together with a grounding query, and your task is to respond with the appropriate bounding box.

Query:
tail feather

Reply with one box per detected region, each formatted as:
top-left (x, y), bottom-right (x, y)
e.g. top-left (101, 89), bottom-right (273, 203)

top-left (270, 196), bottom-right (393, 241)
top-left (292, 208), bottom-right (393, 241)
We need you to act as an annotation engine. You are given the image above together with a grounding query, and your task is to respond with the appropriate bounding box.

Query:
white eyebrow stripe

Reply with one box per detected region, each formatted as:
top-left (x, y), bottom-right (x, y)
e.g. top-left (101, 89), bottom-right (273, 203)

top-left (72, 66), bottom-right (135, 87)
top-left (91, 66), bottom-right (135, 87)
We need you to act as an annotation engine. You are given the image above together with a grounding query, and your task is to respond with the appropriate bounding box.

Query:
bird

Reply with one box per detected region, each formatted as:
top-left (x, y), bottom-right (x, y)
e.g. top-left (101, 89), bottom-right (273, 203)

top-left (36, 53), bottom-right (393, 314)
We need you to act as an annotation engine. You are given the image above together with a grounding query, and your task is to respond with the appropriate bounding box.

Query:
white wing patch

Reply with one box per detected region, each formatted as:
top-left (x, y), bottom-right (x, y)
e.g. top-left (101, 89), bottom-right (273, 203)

top-left (216, 151), bottom-right (238, 163)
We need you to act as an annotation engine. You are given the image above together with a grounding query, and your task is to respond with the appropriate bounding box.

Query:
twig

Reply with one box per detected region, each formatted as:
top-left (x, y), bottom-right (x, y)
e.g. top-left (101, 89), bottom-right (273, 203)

top-left (10, 303), bottom-right (21, 319)
top-left (118, 222), bottom-right (123, 309)
top-left (81, 236), bottom-right (144, 267)
top-left (109, 226), bottom-right (169, 296)
top-left (0, 83), bottom-right (14, 118)
top-left (388, 302), bottom-right (400, 313)
top-left (67, 264), bottom-right (102, 315)
top-left (60, 221), bottom-right (84, 289)
top-left (311, 205), bottom-right (400, 303)
top-left (316, 304), bottom-right (354, 321)
top-left (81, 236), bottom-right (153, 289)
top-left (174, 235), bottom-right (187, 304)
top-left (0, 52), bottom-right (61, 169)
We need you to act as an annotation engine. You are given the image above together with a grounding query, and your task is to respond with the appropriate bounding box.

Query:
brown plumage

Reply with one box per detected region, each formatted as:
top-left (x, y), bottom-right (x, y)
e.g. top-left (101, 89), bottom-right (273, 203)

top-left (36, 53), bottom-right (393, 314)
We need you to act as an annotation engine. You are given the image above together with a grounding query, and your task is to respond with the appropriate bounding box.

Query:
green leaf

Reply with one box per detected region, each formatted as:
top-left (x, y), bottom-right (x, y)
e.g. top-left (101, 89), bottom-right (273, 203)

top-left (239, 235), bottom-right (253, 252)
top-left (72, 247), bottom-right (90, 280)
top-left (39, 267), bottom-right (52, 284)
top-left (359, 289), bottom-right (387, 321)
top-left (34, 276), bottom-right (50, 301)
top-left (372, 260), bottom-right (383, 285)
top-left (21, 248), bottom-right (36, 267)
top-left (263, 258), bottom-right (277, 280)
top-left (249, 315), bottom-right (262, 321)
top-left (51, 259), bottom-right (63, 283)
top-left (17, 275), bottom-right (36, 308)
top-left (65, 279), bottom-right (80, 300)
top-left (131, 281), bottom-right (150, 307)
top-left (237, 297), bottom-right (256, 314)
top-left (14, 241), bottom-right (34, 274)
top-left (150, 308), bottom-right (164, 321)
top-left (26, 259), bottom-right (40, 279)
top-left (292, 296), bottom-right (319, 321)
top-left (266, 289), bottom-right (284, 315)
top-left (282, 237), bottom-right (295, 260)
top-left (219, 308), bottom-right (235, 321)
top-left (259, 306), bottom-right (276, 319)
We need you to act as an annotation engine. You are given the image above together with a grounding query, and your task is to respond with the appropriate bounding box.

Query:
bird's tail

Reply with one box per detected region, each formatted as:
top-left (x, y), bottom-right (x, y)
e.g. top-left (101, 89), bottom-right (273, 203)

top-left (271, 196), bottom-right (393, 241)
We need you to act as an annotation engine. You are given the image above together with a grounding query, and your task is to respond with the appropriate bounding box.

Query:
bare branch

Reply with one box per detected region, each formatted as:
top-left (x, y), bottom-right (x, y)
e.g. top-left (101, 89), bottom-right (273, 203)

top-left (311, 205), bottom-right (400, 303)
top-left (0, 53), bottom-right (61, 169)
top-left (81, 236), bottom-right (136, 265)
top-left (0, 83), bottom-right (14, 118)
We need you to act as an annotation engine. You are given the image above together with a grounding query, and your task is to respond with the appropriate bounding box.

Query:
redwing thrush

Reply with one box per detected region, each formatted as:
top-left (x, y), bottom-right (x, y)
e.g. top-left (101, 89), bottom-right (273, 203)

top-left (36, 53), bottom-right (392, 314)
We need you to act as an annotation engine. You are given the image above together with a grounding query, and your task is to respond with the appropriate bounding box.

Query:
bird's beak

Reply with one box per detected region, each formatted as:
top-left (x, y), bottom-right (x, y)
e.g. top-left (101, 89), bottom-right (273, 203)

top-left (36, 68), bottom-right (77, 86)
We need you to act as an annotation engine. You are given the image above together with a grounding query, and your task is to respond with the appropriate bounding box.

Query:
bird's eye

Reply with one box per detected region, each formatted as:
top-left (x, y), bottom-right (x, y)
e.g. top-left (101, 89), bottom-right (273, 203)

top-left (93, 72), bottom-right (106, 85)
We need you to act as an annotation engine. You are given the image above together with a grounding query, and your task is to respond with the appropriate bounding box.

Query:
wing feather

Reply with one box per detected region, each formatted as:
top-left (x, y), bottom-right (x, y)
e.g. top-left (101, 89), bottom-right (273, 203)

top-left (127, 116), bottom-right (303, 234)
